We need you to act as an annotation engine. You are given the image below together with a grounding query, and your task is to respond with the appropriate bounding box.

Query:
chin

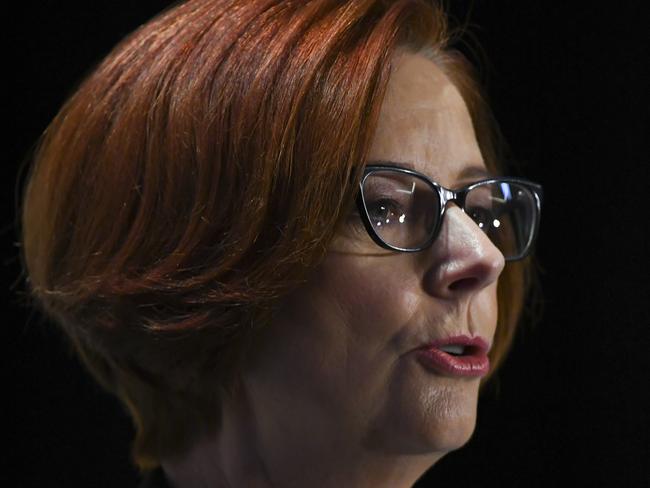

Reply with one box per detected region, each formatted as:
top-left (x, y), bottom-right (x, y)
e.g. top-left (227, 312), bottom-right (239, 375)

top-left (423, 405), bottom-right (478, 453)
top-left (364, 373), bottom-right (481, 455)
top-left (409, 380), bottom-right (480, 454)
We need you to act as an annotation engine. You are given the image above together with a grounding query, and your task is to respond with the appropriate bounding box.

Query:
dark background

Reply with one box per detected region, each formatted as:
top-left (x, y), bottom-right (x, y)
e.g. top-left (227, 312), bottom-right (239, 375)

top-left (4, 1), bottom-right (648, 486)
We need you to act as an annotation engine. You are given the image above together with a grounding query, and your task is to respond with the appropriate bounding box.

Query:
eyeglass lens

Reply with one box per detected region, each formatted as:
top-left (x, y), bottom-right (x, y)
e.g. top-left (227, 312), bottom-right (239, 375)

top-left (361, 170), bottom-right (537, 258)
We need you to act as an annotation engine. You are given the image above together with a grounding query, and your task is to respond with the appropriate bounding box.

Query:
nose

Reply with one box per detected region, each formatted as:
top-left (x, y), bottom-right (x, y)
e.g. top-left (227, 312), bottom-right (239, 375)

top-left (422, 204), bottom-right (505, 298)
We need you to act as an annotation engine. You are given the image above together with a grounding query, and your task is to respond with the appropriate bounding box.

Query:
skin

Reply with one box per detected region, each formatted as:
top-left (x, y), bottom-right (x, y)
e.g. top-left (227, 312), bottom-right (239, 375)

top-left (163, 50), bottom-right (506, 487)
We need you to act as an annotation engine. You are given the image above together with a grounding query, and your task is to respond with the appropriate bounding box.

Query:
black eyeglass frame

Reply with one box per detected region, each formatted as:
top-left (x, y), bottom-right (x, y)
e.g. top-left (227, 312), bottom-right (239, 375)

top-left (355, 164), bottom-right (544, 261)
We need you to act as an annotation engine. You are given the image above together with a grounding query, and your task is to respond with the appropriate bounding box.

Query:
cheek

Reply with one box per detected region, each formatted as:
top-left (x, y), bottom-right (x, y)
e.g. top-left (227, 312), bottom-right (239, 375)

top-left (318, 253), bottom-right (422, 346)
top-left (272, 252), bottom-right (422, 392)
top-left (244, 254), bottom-right (421, 417)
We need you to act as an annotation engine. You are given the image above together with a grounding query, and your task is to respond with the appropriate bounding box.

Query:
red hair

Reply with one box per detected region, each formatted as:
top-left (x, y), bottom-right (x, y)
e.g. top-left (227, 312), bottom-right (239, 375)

top-left (18, 0), bottom-right (539, 469)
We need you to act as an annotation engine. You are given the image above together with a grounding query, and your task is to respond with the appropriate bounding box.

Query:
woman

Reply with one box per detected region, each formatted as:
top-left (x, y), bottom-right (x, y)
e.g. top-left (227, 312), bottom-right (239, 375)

top-left (18, 0), bottom-right (542, 486)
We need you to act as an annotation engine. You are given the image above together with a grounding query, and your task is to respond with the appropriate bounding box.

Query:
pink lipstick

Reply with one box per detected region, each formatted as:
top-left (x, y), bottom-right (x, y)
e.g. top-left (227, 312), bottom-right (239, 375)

top-left (415, 335), bottom-right (490, 378)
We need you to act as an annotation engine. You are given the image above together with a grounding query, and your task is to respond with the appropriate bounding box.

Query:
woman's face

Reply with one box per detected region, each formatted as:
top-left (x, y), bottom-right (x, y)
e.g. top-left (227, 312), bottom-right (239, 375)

top-left (240, 51), bottom-right (505, 466)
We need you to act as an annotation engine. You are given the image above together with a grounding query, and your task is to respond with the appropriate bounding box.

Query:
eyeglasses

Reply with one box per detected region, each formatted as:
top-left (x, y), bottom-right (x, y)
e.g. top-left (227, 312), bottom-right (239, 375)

top-left (355, 164), bottom-right (543, 261)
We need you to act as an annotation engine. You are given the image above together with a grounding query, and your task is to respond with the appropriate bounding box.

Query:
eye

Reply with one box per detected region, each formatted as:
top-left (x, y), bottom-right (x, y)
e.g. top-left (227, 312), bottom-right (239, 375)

top-left (466, 206), bottom-right (494, 232)
top-left (367, 199), bottom-right (404, 226)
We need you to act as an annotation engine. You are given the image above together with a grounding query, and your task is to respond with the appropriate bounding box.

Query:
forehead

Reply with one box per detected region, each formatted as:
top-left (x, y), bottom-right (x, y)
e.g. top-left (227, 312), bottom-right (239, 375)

top-left (367, 51), bottom-right (486, 186)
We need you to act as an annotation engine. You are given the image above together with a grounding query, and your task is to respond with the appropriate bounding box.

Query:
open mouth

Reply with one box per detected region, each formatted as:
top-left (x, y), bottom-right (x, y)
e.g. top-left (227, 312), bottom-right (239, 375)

top-left (437, 344), bottom-right (466, 356)
top-left (436, 344), bottom-right (481, 357)
top-left (416, 344), bottom-right (490, 377)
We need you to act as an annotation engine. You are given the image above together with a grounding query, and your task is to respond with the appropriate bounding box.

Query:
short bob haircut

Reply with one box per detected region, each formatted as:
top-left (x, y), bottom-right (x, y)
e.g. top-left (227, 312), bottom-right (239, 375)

top-left (19, 0), bottom-right (540, 470)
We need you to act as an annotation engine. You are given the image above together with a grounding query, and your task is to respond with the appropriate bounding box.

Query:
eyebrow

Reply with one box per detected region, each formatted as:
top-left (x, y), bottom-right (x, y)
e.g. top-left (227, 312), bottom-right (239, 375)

top-left (366, 159), bottom-right (494, 181)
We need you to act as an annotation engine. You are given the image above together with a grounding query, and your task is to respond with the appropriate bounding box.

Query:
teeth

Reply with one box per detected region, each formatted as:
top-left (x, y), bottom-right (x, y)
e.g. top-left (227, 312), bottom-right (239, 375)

top-left (439, 344), bottom-right (465, 356)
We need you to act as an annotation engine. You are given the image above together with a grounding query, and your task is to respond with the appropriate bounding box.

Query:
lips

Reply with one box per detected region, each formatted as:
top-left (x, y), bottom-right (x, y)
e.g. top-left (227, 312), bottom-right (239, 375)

top-left (415, 335), bottom-right (490, 378)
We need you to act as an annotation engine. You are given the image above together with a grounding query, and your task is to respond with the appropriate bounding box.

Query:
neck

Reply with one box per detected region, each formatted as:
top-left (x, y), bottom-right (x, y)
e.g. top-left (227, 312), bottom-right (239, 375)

top-left (162, 384), bottom-right (444, 488)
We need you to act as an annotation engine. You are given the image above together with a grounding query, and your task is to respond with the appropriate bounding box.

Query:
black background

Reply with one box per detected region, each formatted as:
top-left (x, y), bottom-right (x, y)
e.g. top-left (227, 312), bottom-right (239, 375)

top-left (5, 1), bottom-right (648, 486)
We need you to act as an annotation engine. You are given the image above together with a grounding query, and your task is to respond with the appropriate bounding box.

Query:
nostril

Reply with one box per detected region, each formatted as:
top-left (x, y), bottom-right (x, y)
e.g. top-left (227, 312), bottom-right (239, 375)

top-left (448, 276), bottom-right (480, 292)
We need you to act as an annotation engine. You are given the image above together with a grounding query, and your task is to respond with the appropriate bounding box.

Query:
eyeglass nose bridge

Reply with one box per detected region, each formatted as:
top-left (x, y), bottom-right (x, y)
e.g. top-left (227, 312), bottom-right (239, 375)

top-left (432, 184), bottom-right (484, 247)
top-left (437, 186), bottom-right (469, 214)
